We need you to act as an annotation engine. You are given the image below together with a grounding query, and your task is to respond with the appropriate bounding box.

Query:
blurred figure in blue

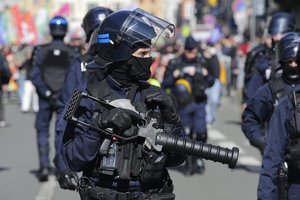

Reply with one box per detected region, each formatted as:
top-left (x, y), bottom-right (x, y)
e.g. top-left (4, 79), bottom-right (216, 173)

top-left (203, 42), bottom-right (222, 126)
top-left (257, 39), bottom-right (300, 200)
top-left (242, 12), bottom-right (296, 108)
top-left (31, 16), bottom-right (77, 182)
top-left (242, 32), bottom-right (300, 155)
top-left (162, 35), bottom-right (215, 175)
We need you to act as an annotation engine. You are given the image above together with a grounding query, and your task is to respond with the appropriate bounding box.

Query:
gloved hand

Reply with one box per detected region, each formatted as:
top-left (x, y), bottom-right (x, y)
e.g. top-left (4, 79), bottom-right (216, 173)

top-left (57, 169), bottom-right (79, 190)
top-left (145, 91), bottom-right (179, 124)
top-left (98, 108), bottom-right (143, 134)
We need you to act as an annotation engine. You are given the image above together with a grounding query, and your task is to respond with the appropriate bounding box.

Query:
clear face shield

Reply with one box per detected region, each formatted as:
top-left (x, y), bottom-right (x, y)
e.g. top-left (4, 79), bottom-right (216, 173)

top-left (115, 8), bottom-right (175, 54)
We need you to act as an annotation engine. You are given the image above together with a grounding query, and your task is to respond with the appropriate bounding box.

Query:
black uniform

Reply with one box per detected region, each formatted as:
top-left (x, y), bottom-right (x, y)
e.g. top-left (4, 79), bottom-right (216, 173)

top-left (61, 8), bottom-right (186, 200)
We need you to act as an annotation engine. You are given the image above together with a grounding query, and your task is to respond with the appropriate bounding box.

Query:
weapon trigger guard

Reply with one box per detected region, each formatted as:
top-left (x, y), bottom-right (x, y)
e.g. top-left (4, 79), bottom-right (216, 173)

top-left (138, 118), bottom-right (163, 152)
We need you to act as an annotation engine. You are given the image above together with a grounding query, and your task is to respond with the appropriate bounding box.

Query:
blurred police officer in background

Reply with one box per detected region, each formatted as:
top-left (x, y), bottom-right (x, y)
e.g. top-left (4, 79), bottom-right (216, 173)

top-left (31, 16), bottom-right (78, 182)
top-left (242, 12), bottom-right (296, 108)
top-left (257, 37), bottom-right (300, 200)
top-left (61, 8), bottom-right (186, 200)
top-left (54, 7), bottom-right (113, 190)
top-left (242, 32), bottom-right (300, 155)
top-left (162, 35), bottom-right (215, 175)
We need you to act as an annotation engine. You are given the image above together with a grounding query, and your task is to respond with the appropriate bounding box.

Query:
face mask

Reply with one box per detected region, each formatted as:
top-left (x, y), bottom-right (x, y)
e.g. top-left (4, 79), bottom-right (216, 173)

top-left (129, 56), bottom-right (153, 81)
top-left (283, 63), bottom-right (300, 82)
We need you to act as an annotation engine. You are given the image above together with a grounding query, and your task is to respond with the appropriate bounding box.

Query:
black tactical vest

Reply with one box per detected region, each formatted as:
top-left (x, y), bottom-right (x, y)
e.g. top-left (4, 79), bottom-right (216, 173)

top-left (86, 74), bottom-right (168, 184)
top-left (37, 42), bottom-right (74, 94)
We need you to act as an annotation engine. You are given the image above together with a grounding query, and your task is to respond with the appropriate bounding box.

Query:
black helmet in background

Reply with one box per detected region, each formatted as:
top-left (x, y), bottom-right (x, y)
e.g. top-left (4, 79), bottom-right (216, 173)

top-left (49, 16), bottom-right (68, 37)
top-left (268, 12), bottom-right (296, 36)
top-left (277, 32), bottom-right (300, 82)
top-left (81, 7), bottom-right (113, 43)
top-left (97, 8), bottom-right (175, 62)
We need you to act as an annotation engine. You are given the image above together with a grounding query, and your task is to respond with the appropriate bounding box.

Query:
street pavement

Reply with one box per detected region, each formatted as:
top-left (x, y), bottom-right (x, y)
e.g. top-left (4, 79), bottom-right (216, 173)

top-left (0, 94), bottom-right (261, 200)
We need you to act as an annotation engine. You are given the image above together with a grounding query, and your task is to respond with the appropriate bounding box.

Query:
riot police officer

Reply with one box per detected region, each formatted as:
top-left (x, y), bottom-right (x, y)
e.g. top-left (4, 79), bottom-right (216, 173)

top-left (257, 41), bottom-right (300, 200)
top-left (54, 7), bottom-right (113, 190)
top-left (242, 32), bottom-right (300, 155)
top-left (162, 35), bottom-right (215, 175)
top-left (62, 9), bottom-right (186, 200)
top-left (242, 12), bottom-right (296, 107)
top-left (31, 16), bottom-right (77, 182)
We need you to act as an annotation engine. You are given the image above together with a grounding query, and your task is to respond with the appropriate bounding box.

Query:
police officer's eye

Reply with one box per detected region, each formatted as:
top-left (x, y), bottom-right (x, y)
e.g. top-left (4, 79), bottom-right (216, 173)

top-left (140, 51), bottom-right (149, 57)
top-left (132, 48), bottom-right (151, 57)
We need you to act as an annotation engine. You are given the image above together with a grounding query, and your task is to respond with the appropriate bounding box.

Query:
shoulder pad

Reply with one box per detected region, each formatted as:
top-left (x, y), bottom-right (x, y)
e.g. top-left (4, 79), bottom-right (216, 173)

top-left (248, 44), bottom-right (267, 57)
top-left (244, 44), bottom-right (268, 74)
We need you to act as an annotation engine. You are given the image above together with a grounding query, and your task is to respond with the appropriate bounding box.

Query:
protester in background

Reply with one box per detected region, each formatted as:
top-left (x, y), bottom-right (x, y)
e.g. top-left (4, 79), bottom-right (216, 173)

top-left (0, 49), bottom-right (11, 128)
top-left (20, 47), bottom-right (38, 113)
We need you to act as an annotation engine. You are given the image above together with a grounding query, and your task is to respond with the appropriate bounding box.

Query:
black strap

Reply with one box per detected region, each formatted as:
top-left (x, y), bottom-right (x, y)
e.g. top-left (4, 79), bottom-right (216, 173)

top-left (128, 83), bottom-right (138, 103)
top-left (269, 77), bottom-right (286, 102)
top-left (289, 90), bottom-right (300, 135)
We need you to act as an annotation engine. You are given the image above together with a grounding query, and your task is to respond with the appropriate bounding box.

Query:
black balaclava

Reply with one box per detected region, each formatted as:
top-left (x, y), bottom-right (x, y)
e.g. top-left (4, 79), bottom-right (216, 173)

top-left (127, 56), bottom-right (153, 80)
top-left (109, 56), bottom-right (153, 87)
top-left (282, 62), bottom-right (300, 83)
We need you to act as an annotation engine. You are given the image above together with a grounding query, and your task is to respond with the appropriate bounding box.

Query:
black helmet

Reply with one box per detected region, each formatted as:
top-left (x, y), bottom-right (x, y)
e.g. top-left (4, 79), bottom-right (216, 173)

top-left (49, 16), bottom-right (68, 37)
top-left (268, 12), bottom-right (296, 36)
top-left (82, 7), bottom-right (113, 42)
top-left (278, 32), bottom-right (300, 82)
top-left (97, 8), bottom-right (175, 62)
top-left (278, 32), bottom-right (300, 63)
top-left (184, 35), bottom-right (197, 51)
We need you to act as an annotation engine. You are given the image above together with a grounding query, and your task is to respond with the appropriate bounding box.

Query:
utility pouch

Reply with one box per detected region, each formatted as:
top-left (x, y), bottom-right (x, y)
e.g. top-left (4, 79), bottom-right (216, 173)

top-left (82, 186), bottom-right (176, 200)
top-left (116, 142), bottom-right (134, 180)
top-left (140, 149), bottom-right (167, 183)
top-left (276, 163), bottom-right (288, 200)
top-left (98, 141), bottom-right (117, 176)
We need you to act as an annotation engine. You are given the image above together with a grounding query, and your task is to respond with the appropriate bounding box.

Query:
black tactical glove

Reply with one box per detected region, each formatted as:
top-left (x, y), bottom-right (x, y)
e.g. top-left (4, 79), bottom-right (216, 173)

top-left (98, 108), bottom-right (143, 134)
top-left (57, 169), bottom-right (79, 190)
top-left (145, 92), bottom-right (180, 124)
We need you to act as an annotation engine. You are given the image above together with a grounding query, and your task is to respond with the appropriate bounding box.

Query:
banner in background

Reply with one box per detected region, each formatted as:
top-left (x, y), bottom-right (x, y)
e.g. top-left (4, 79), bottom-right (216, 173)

top-left (55, 3), bottom-right (70, 17)
top-left (10, 5), bottom-right (22, 44)
top-left (20, 12), bottom-right (38, 44)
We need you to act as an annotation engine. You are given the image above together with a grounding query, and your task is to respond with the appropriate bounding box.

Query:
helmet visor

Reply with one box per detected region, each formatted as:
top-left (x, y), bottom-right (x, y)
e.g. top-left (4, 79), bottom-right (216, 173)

top-left (116, 8), bottom-right (175, 50)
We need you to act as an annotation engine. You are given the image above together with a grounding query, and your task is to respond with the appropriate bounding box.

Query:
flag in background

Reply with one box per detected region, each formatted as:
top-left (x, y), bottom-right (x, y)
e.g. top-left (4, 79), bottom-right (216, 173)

top-left (20, 11), bottom-right (38, 45)
top-left (0, 6), bottom-right (18, 45)
top-left (10, 5), bottom-right (22, 44)
top-left (55, 3), bottom-right (70, 17)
